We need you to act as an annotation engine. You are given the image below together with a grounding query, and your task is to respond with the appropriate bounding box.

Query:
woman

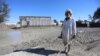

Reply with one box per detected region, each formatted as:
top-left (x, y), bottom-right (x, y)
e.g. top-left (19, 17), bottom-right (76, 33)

top-left (62, 9), bottom-right (76, 54)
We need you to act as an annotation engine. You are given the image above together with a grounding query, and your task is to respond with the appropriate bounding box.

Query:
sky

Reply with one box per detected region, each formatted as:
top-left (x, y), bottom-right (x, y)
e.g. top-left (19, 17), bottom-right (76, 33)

top-left (4, 0), bottom-right (100, 23)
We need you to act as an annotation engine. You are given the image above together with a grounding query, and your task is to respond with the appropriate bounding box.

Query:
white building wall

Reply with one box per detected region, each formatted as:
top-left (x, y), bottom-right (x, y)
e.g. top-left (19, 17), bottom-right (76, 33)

top-left (20, 16), bottom-right (52, 27)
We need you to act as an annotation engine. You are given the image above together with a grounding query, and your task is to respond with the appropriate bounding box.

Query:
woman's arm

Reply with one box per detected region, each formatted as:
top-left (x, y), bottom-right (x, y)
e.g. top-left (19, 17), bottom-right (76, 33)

top-left (72, 19), bottom-right (76, 36)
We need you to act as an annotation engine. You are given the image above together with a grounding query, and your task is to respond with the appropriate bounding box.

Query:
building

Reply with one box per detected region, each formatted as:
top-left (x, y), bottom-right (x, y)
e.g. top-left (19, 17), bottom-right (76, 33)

top-left (94, 18), bottom-right (100, 23)
top-left (20, 16), bottom-right (52, 27)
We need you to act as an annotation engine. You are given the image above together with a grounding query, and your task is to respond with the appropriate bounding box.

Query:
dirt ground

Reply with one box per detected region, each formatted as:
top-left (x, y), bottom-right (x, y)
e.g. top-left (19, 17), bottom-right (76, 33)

top-left (1, 27), bottom-right (100, 56)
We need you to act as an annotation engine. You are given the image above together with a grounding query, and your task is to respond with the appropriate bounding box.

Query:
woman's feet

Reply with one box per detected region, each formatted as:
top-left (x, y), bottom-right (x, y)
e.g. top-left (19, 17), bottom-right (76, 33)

top-left (64, 44), bottom-right (70, 55)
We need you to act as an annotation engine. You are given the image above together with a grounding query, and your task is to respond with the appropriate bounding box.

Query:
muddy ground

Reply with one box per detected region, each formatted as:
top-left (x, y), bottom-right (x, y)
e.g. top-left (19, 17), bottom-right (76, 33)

top-left (0, 27), bottom-right (100, 56)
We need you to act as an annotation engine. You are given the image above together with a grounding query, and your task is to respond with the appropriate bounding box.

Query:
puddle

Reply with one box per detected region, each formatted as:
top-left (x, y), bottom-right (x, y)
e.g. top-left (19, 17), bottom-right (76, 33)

top-left (7, 30), bottom-right (22, 42)
top-left (0, 30), bottom-right (22, 47)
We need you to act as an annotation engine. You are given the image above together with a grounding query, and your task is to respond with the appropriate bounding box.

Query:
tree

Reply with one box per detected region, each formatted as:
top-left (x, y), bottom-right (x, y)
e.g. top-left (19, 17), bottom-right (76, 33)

top-left (93, 7), bottom-right (100, 20)
top-left (0, 2), bottom-right (10, 23)
top-left (77, 19), bottom-right (83, 23)
top-left (60, 20), bottom-right (63, 23)
top-left (88, 14), bottom-right (93, 22)
top-left (53, 19), bottom-right (58, 26)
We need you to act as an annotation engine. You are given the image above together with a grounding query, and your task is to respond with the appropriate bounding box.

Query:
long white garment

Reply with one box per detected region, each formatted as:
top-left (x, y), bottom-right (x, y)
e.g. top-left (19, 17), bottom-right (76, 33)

top-left (62, 18), bottom-right (76, 44)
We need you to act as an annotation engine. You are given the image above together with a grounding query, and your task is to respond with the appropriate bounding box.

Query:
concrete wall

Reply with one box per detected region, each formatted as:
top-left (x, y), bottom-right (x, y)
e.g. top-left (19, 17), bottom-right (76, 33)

top-left (20, 16), bottom-right (52, 27)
